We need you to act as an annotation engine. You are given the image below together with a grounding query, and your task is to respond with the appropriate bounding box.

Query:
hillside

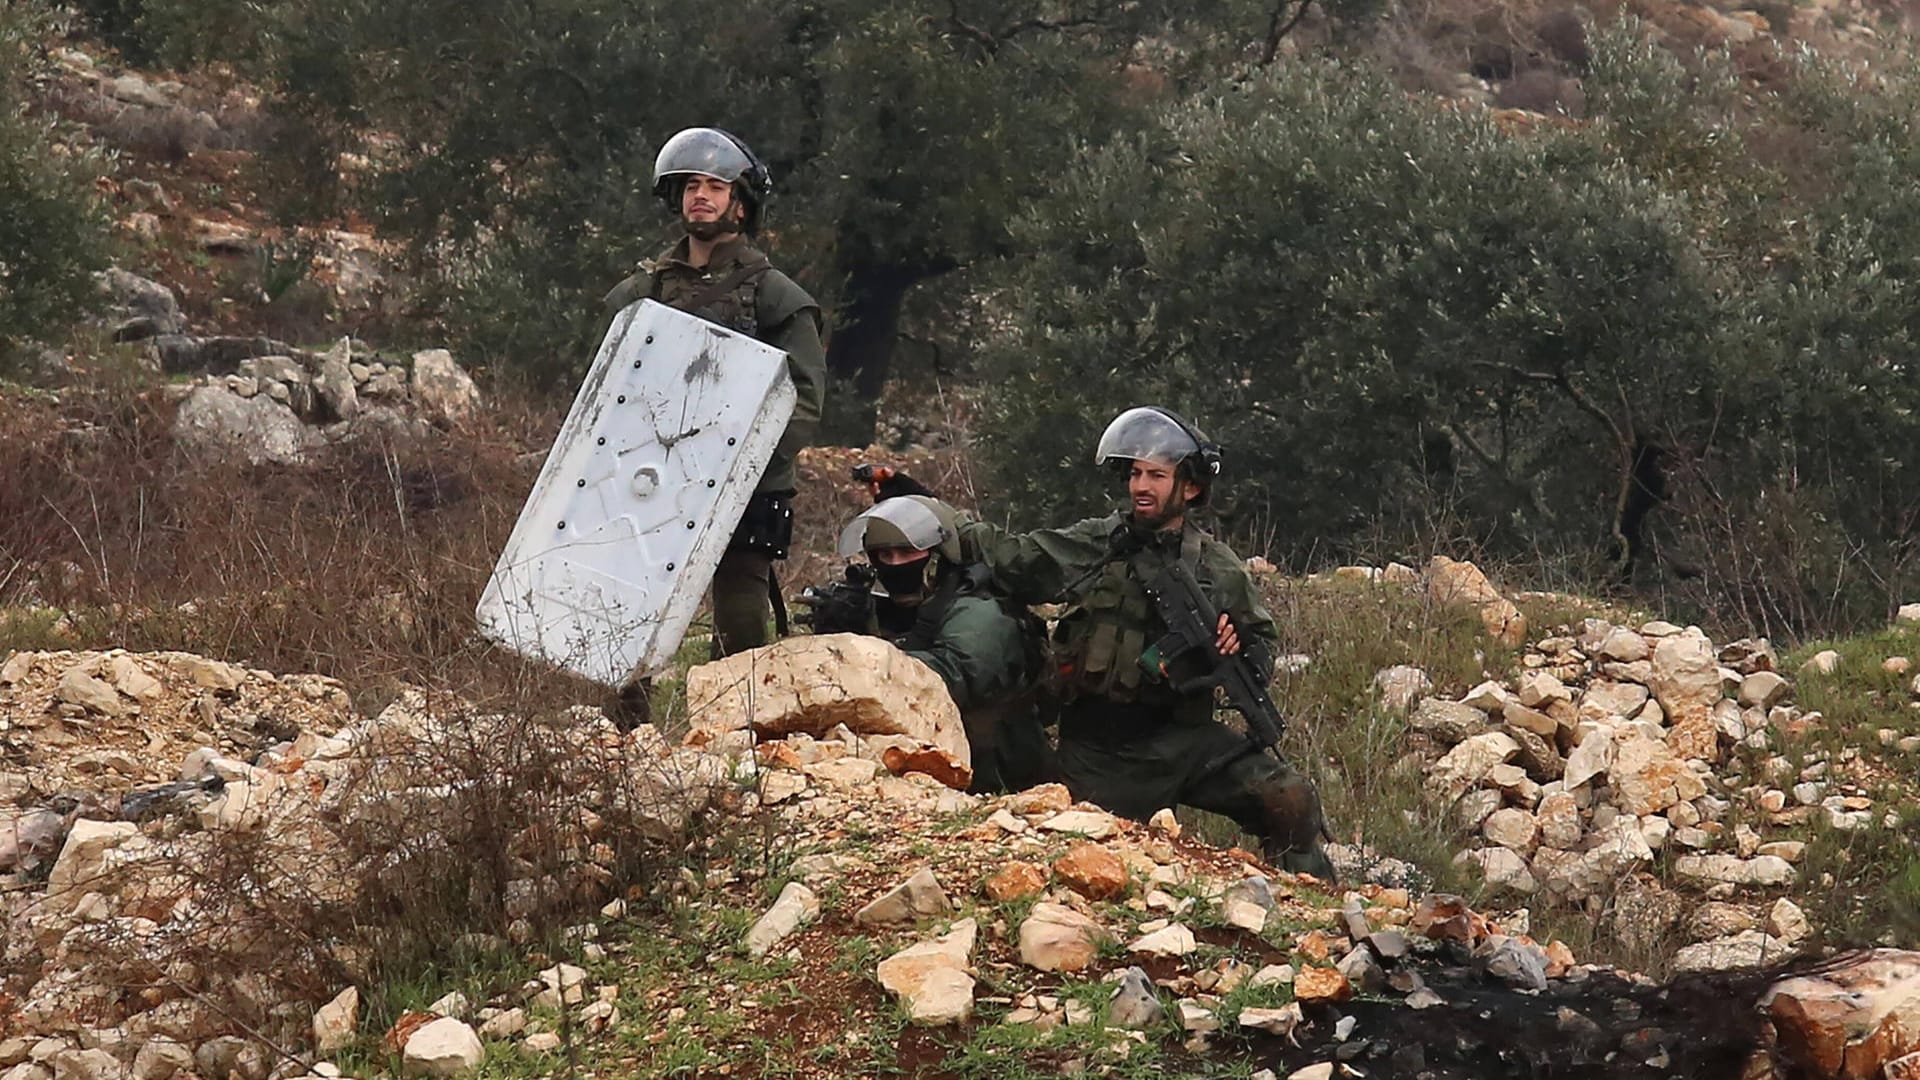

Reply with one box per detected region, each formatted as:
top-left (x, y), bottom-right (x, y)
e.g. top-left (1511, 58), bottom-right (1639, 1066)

top-left (7, 1), bottom-right (1920, 1077)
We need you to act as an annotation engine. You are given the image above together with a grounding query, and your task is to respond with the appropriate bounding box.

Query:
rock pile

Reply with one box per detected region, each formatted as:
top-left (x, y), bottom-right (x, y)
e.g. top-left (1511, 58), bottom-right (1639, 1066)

top-left (0, 646), bottom-right (736, 1079)
top-left (170, 338), bottom-right (482, 465)
top-left (1399, 616), bottom-right (1891, 971)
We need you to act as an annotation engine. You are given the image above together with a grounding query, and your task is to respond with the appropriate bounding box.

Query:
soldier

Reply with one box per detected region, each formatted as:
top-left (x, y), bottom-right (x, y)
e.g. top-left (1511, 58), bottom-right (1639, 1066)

top-left (817, 496), bottom-right (1050, 794)
top-left (605, 127), bottom-right (826, 657)
top-left (951, 407), bottom-right (1333, 879)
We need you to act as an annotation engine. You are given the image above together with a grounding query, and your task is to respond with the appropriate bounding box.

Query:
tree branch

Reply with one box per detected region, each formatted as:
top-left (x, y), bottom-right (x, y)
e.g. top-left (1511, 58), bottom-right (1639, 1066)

top-left (1448, 422), bottom-right (1554, 521)
top-left (1261, 0), bottom-right (1314, 65)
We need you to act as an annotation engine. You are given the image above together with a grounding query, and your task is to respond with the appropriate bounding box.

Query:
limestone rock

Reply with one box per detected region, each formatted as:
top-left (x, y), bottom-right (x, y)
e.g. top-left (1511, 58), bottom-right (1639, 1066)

top-left (1800, 650), bottom-right (1840, 676)
top-left (314, 986), bottom-right (359, 1052)
top-left (1482, 808), bottom-right (1539, 852)
top-left (1373, 665), bottom-right (1431, 713)
top-left (1461, 681), bottom-right (1513, 714)
top-left (1036, 810), bottom-right (1118, 840)
top-left (1598, 628), bottom-right (1651, 663)
top-left (46, 1051), bottom-right (127, 1080)
top-left (1177, 999), bottom-right (1219, 1033)
top-left (1452, 788), bottom-right (1503, 833)
top-left (1428, 732), bottom-right (1520, 801)
top-left (1411, 698), bottom-right (1488, 746)
top-left (105, 656), bottom-right (163, 702)
top-left (1130, 922), bottom-right (1197, 957)
top-left (1107, 967), bottom-right (1165, 1030)
top-left (173, 386), bottom-right (324, 466)
top-left (1426, 557), bottom-right (1527, 646)
top-left (128, 1042), bottom-right (192, 1080)
top-left (97, 269), bottom-right (185, 340)
top-left (477, 1009), bottom-right (525, 1038)
top-left (46, 819), bottom-right (138, 914)
top-left (685, 635), bottom-right (970, 771)
top-left (984, 862), bottom-right (1048, 902)
top-left (314, 339), bottom-right (360, 422)
top-left (1673, 854), bottom-right (1796, 888)
top-left (1652, 628), bottom-right (1723, 760)
top-left (1563, 729), bottom-right (1614, 790)
top-left (1579, 681), bottom-right (1649, 722)
top-left (744, 881), bottom-right (819, 957)
top-left (854, 868), bottom-right (953, 928)
top-left (1018, 903), bottom-right (1106, 972)
top-left (1053, 843), bottom-right (1128, 900)
top-left (1688, 902), bottom-right (1759, 940)
top-left (1460, 847), bottom-right (1536, 893)
top-left (56, 669), bottom-right (127, 717)
top-left (1767, 899), bottom-right (1810, 945)
top-left (1610, 733), bottom-right (1706, 815)
top-left (1535, 790), bottom-right (1582, 850)
top-left (1739, 671), bottom-right (1790, 710)
top-left (1765, 951), bottom-right (1920, 1079)
top-left (1008, 784), bottom-right (1072, 815)
top-left (409, 350), bottom-right (481, 428)
top-left (1517, 671), bottom-right (1573, 709)
top-left (402, 1018), bottom-right (484, 1077)
top-left (1481, 936), bottom-right (1549, 990)
top-left (1294, 966), bottom-right (1354, 1004)
top-left (1239, 1004), bottom-right (1304, 1036)
top-left (876, 919), bottom-right (978, 1026)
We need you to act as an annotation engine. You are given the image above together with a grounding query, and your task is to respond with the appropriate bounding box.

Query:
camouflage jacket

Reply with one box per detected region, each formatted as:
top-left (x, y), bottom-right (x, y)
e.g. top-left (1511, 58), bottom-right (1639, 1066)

top-left (956, 511), bottom-right (1277, 715)
top-left (604, 236), bottom-right (825, 493)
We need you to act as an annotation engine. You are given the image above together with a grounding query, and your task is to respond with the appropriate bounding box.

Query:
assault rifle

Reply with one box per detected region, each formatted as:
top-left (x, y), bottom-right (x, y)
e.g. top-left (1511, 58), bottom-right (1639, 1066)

top-left (1139, 557), bottom-right (1287, 771)
top-left (794, 561), bottom-right (877, 634)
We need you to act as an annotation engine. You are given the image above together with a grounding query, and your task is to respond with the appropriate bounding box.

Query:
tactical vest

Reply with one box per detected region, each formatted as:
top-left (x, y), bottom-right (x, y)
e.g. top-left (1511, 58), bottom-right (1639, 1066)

top-left (1056, 527), bottom-right (1207, 704)
top-left (649, 251), bottom-right (769, 337)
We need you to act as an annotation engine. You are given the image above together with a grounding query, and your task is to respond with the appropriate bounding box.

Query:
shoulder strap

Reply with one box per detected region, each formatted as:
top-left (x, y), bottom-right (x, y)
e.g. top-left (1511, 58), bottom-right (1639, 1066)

top-left (679, 256), bottom-right (772, 314)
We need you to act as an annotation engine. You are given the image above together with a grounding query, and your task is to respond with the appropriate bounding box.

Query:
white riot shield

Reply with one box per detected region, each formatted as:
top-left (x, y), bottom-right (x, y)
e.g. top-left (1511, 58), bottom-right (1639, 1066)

top-left (476, 300), bottom-right (796, 685)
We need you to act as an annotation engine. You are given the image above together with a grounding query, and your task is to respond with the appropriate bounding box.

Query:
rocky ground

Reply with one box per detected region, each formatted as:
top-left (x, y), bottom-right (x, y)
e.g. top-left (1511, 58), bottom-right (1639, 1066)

top-left (10, 593), bottom-right (1920, 1079)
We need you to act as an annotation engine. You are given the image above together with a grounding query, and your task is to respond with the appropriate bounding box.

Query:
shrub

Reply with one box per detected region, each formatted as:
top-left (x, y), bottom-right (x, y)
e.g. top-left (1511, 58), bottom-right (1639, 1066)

top-left (0, 2), bottom-right (112, 369)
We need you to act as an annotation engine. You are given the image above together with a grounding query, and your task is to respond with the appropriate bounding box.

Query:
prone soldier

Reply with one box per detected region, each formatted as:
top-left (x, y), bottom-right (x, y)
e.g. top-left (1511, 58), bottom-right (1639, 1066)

top-left (807, 495), bottom-right (1051, 795)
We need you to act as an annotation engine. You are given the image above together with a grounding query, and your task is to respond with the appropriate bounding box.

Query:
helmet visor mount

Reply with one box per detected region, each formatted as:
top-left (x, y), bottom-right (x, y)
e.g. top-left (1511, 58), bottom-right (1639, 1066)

top-left (836, 497), bottom-right (950, 558)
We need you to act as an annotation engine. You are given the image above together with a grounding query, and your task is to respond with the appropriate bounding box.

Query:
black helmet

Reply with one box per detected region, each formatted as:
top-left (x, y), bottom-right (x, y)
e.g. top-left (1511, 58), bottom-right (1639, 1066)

top-left (651, 127), bottom-right (771, 234)
top-left (1095, 406), bottom-right (1222, 505)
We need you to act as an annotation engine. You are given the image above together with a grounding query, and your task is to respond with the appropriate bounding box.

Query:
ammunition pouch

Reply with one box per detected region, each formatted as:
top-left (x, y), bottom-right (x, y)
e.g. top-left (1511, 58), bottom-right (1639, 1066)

top-left (732, 491), bottom-right (795, 559)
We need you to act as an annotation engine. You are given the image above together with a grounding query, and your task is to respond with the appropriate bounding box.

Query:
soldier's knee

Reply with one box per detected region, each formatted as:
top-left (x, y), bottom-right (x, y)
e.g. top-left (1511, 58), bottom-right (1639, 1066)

top-left (1256, 772), bottom-right (1325, 849)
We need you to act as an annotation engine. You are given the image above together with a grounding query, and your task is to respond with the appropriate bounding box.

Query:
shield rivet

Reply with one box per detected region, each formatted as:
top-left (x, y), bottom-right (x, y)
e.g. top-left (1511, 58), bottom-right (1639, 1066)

top-left (727, 437), bottom-right (737, 446)
top-left (557, 521), bottom-right (566, 530)
top-left (597, 437), bottom-right (606, 446)
top-left (576, 479), bottom-right (586, 488)
top-left (616, 395), bottom-right (626, 404)
top-left (666, 562), bottom-right (676, 571)
top-left (706, 479), bottom-right (716, 488)
top-left (645, 335), bottom-right (654, 344)
top-left (686, 521), bottom-right (696, 530)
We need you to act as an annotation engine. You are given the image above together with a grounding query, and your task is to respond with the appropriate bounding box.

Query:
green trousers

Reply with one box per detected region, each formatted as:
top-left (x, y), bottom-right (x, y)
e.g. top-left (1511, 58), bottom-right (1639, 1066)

top-left (1055, 700), bottom-right (1334, 880)
top-left (711, 548), bottom-right (774, 657)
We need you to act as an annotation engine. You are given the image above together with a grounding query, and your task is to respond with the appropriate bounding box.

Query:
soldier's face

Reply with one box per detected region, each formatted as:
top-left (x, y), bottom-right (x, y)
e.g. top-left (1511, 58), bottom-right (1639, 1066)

top-left (1128, 460), bottom-right (1194, 528)
top-left (681, 175), bottom-right (738, 226)
top-left (870, 547), bottom-right (928, 567)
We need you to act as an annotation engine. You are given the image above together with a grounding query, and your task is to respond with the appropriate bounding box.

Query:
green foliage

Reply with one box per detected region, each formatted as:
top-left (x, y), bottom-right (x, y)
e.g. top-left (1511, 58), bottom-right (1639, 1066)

top-left (0, 3), bottom-right (112, 369)
top-left (976, 30), bottom-right (1920, 638)
top-left (978, 54), bottom-right (1712, 547)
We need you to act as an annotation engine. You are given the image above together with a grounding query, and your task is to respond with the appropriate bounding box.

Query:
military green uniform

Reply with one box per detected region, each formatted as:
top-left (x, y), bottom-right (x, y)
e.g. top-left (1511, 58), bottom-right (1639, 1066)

top-left (957, 511), bottom-right (1332, 878)
top-left (868, 567), bottom-right (1050, 795)
top-left (604, 235), bottom-right (826, 655)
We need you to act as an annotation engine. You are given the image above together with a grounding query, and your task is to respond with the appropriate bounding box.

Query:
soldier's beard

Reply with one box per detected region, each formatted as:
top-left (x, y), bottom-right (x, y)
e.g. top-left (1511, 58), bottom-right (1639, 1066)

top-left (1129, 500), bottom-right (1183, 531)
top-left (682, 216), bottom-right (743, 242)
